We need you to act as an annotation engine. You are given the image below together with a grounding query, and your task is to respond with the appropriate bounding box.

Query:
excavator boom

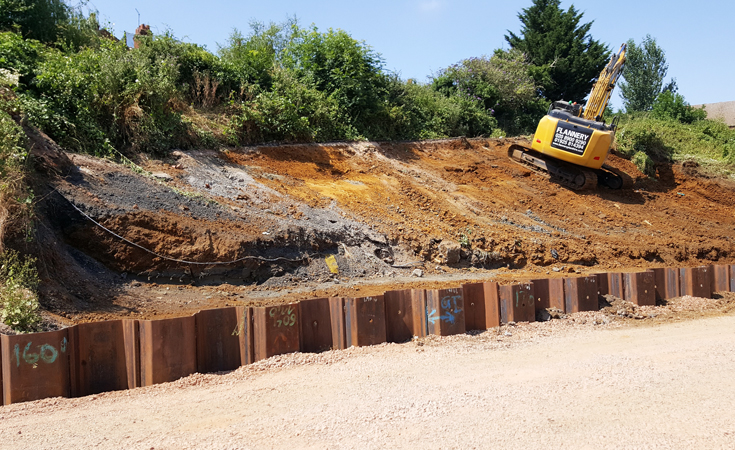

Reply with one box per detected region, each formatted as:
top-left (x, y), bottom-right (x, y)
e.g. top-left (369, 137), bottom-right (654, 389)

top-left (583, 44), bottom-right (627, 121)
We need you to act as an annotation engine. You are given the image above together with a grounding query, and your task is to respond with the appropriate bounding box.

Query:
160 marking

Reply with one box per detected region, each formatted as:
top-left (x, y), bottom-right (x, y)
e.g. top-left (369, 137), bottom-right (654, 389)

top-left (13, 337), bottom-right (67, 367)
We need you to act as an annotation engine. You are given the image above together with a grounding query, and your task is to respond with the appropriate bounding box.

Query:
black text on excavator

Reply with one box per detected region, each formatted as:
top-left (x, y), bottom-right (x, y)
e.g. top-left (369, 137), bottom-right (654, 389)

top-left (509, 43), bottom-right (628, 190)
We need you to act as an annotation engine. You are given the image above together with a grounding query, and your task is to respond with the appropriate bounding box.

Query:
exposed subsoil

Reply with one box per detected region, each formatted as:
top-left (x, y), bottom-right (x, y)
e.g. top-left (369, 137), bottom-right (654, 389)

top-left (18, 127), bottom-right (735, 325)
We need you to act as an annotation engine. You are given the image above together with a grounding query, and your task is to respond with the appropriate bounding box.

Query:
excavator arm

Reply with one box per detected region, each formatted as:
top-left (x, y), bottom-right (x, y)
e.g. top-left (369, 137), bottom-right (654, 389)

top-left (583, 43), bottom-right (627, 122)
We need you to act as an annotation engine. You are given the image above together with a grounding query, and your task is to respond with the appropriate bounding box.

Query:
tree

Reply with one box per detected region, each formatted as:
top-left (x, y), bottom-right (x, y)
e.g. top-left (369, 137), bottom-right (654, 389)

top-left (431, 49), bottom-right (541, 134)
top-left (505, 0), bottom-right (610, 103)
top-left (0, 0), bottom-right (70, 43)
top-left (218, 20), bottom-right (294, 90)
top-left (651, 91), bottom-right (706, 124)
top-left (281, 25), bottom-right (388, 131)
top-left (619, 35), bottom-right (677, 112)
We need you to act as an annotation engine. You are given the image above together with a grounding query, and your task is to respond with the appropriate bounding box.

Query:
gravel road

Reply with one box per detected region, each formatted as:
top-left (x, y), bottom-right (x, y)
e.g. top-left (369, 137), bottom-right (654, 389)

top-left (2, 313), bottom-right (735, 449)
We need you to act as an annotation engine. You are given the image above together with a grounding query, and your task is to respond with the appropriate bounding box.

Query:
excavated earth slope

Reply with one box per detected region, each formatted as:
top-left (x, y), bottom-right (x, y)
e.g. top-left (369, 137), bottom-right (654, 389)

top-left (22, 130), bottom-right (735, 325)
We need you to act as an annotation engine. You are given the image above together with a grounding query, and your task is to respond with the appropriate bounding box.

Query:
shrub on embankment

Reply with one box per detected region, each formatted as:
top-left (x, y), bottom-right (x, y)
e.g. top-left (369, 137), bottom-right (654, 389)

top-left (614, 109), bottom-right (735, 178)
top-left (0, 8), bottom-right (553, 159)
top-left (0, 81), bottom-right (40, 333)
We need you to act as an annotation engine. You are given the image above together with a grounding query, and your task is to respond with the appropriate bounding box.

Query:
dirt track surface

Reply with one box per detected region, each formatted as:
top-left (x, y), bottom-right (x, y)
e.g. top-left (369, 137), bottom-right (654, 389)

top-left (2, 307), bottom-right (735, 449)
top-left (23, 133), bottom-right (735, 324)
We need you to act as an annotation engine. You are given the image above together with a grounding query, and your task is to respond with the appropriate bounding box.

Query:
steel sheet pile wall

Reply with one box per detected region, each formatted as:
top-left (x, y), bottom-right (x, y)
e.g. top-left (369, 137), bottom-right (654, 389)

top-left (607, 273), bottom-right (625, 299)
top-left (344, 296), bottom-right (386, 347)
top-left (384, 289), bottom-right (427, 342)
top-left (462, 282), bottom-right (500, 330)
top-left (529, 279), bottom-right (550, 312)
top-left (548, 279), bottom-right (566, 311)
top-left (139, 316), bottom-right (197, 387)
top-left (651, 268), bottom-right (680, 301)
top-left (623, 271), bottom-right (656, 306)
top-left (235, 307), bottom-right (254, 365)
top-left (594, 273), bottom-right (609, 296)
top-left (425, 288), bottom-right (465, 336)
top-left (712, 265), bottom-right (731, 292)
top-left (195, 307), bottom-right (241, 374)
top-left (680, 266), bottom-right (713, 298)
top-left (122, 319), bottom-right (141, 389)
top-left (0, 265), bottom-right (724, 405)
top-left (69, 320), bottom-right (128, 397)
top-left (499, 282), bottom-right (535, 323)
top-left (299, 298), bottom-right (333, 353)
top-left (1, 329), bottom-right (70, 405)
top-left (565, 276), bottom-right (598, 312)
top-left (328, 297), bottom-right (347, 350)
top-left (254, 304), bottom-right (300, 361)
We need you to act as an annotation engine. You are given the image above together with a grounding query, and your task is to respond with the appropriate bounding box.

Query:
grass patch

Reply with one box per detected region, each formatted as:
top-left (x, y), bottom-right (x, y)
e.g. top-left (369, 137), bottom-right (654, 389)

top-left (615, 115), bottom-right (735, 177)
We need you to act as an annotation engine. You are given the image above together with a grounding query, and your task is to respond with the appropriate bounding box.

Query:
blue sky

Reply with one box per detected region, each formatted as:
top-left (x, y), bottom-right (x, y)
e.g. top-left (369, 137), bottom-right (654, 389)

top-left (85, 0), bottom-right (734, 109)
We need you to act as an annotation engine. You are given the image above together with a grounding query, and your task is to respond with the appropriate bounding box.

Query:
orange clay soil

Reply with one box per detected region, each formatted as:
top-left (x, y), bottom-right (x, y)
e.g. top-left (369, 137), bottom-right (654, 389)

top-left (22, 132), bottom-right (735, 326)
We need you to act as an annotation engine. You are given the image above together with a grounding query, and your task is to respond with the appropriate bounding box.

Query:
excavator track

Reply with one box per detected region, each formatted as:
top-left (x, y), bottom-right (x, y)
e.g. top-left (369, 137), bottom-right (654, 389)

top-left (508, 144), bottom-right (625, 191)
top-left (599, 163), bottom-right (632, 189)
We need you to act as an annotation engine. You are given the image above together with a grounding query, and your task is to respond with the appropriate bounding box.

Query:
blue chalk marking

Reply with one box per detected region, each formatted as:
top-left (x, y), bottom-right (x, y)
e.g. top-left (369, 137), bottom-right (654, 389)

top-left (427, 308), bottom-right (457, 325)
top-left (22, 342), bottom-right (39, 365)
top-left (12, 341), bottom-right (60, 367)
top-left (39, 344), bottom-right (58, 364)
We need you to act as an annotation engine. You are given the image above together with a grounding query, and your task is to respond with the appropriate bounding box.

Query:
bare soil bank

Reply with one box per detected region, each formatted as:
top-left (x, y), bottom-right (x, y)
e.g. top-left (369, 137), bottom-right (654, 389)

top-left (19, 130), bottom-right (735, 325)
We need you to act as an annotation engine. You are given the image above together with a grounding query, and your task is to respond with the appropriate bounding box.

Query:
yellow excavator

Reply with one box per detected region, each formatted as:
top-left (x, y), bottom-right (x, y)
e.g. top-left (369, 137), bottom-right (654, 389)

top-left (509, 43), bottom-right (627, 190)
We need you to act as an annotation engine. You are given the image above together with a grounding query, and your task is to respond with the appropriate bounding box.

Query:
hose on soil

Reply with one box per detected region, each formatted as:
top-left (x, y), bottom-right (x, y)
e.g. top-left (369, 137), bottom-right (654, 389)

top-left (55, 190), bottom-right (310, 266)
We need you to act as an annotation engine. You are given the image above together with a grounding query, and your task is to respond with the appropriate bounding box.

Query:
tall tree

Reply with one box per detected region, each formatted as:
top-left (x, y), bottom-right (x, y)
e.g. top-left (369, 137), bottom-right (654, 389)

top-left (505, 0), bottom-right (609, 103)
top-left (619, 35), bottom-right (677, 112)
top-left (0, 0), bottom-right (70, 43)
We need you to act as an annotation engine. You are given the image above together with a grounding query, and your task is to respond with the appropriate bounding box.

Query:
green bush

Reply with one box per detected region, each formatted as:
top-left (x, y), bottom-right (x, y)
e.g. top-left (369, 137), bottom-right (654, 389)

top-left (218, 22), bottom-right (291, 92)
top-left (282, 25), bottom-right (389, 136)
top-left (0, 93), bottom-right (35, 246)
top-left (615, 120), bottom-right (673, 160)
top-left (26, 36), bottom-right (191, 155)
top-left (0, 249), bottom-right (40, 332)
top-left (615, 115), bottom-right (735, 172)
top-left (0, 99), bottom-right (26, 177)
top-left (651, 91), bottom-right (707, 124)
top-left (0, 281), bottom-right (40, 331)
top-left (225, 68), bottom-right (357, 145)
top-left (431, 49), bottom-right (537, 136)
top-left (0, 31), bottom-right (46, 86)
top-left (371, 77), bottom-right (462, 139)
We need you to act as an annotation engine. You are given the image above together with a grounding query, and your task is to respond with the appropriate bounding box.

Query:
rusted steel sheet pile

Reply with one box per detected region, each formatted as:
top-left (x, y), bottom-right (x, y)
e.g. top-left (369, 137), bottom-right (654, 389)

top-left (0, 265), bottom-right (730, 405)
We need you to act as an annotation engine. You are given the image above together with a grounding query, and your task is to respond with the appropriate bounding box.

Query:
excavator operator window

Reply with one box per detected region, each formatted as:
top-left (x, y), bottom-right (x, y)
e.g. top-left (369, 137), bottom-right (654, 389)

top-left (549, 101), bottom-right (582, 117)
